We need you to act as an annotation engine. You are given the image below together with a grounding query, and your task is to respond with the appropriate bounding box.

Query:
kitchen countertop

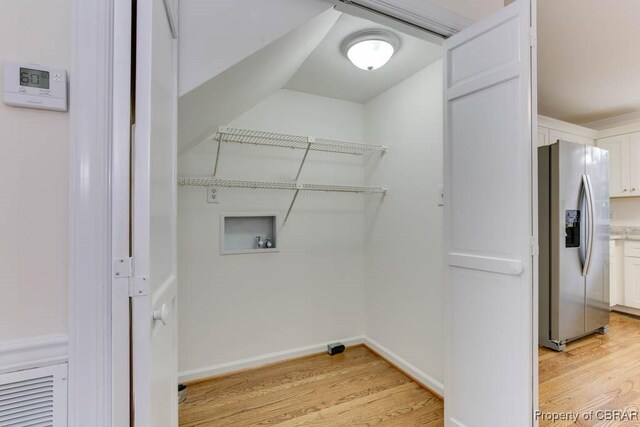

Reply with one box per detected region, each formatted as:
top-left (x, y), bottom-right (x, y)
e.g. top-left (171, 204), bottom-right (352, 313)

top-left (610, 226), bottom-right (640, 241)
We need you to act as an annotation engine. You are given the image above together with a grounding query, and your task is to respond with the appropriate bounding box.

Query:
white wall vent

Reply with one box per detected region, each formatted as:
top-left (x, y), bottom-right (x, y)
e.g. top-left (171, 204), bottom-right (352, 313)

top-left (0, 364), bottom-right (67, 427)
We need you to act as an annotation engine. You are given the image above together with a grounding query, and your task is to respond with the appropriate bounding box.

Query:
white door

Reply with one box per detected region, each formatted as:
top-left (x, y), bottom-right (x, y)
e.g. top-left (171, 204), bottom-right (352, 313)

top-left (132, 0), bottom-right (179, 426)
top-left (628, 132), bottom-right (640, 196)
top-left (443, 0), bottom-right (536, 425)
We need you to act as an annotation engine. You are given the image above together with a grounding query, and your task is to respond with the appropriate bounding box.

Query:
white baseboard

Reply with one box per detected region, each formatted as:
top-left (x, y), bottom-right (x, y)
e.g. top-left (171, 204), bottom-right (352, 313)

top-left (362, 336), bottom-right (444, 397)
top-left (179, 334), bottom-right (444, 399)
top-left (0, 334), bottom-right (68, 375)
top-left (179, 335), bottom-right (366, 383)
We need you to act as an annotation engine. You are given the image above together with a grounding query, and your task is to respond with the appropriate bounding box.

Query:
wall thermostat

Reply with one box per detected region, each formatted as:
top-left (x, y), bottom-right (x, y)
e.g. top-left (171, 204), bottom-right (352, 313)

top-left (3, 61), bottom-right (67, 111)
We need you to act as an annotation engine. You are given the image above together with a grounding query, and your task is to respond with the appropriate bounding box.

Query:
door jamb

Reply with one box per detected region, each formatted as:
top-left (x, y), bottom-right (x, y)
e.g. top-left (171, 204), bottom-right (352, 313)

top-left (68, 0), bottom-right (131, 425)
top-left (530, 0), bottom-right (539, 424)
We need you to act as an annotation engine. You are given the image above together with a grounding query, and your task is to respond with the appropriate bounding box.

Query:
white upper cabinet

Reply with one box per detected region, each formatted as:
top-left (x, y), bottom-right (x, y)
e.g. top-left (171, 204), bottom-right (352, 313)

top-left (597, 132), bottom-right (640, 198)
top-left (537, 126), bottom-right (549, 147)
top-left (548, 128), bottom-right (594, 146)
top-left (629, 133), bottom-right (640, 196)
top-left (597, 134), bottom-right (627, 197)
top-left (537, 116), bottom-right (595, 148)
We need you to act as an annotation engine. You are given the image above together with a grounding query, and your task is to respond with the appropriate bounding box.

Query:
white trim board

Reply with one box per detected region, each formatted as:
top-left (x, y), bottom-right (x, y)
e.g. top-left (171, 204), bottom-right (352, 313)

top-left (69, 0), bottom-right (116, 425)
top-left (540, 113), bottom-right (640, 140)
top-left (179, 336), bottom-right (365, 383)
top-left (0, 334), bottom-right (68, 375)
top-left (336, 0), bottom-right (473, 37)
top-left (538, 115), bottom-right (597, 139)
top-left (363, 337), bottom-right (444, 397)
top-left (178, 336), bottom-right (444, 398)
top-left (595, 122), bottom-right (640, 139)
top-left (582, 111), bottom-right (640, 131)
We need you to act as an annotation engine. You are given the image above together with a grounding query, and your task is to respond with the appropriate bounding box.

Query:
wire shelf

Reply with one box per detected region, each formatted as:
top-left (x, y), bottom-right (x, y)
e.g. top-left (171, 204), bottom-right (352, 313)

top-left (177, 177), bottom-right (387, 194)
top-left (213, 127), bottom-right (387, 156)
top-left (177, 177), bottom-right (295, 190)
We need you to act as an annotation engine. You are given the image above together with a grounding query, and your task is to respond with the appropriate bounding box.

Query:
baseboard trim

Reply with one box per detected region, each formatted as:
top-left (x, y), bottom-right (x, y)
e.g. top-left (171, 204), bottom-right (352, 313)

top-left (179, 335), bottom-right (445, 400)
top-left (612, 305), bottom-right (640, 318)
top-left (0, 334), bottom-right (68, 375)
top-left (362, 337), bottom-right (444, 399)
top-left (179, 335), bottom-right (366, 383)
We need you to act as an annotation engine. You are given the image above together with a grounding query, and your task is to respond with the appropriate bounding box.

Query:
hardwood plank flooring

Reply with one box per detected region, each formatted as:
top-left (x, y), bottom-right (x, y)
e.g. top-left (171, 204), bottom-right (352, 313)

top-left (179, 345), bottom-right (444, 426)
top-left (539, 312), bottom-right (640, 427)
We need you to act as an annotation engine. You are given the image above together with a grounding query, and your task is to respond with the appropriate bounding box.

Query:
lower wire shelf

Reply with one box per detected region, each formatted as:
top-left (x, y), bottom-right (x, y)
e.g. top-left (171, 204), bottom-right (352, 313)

top-left (177, 177), bottom-right (387, 222)
top-left (177, 177), bottom-right (387, 194)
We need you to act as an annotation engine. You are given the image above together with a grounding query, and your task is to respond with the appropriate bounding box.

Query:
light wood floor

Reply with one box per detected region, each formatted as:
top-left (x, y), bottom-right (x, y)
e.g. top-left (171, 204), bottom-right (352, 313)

top-left (179, 345), bottom-right (444, 426)
top-left (539, 312), bottom-right (640, 427)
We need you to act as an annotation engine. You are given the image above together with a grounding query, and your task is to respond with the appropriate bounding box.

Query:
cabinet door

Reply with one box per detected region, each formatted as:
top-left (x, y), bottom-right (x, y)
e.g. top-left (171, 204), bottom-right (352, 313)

top-left (549, 129), bottom-right (593, 146)
top-left (624, 256), bottom-right (640, 309)
top-left (537, 126), bottom-right (549, 147)
top-left (629, 132), bottom-right (640, 196)
top-left (610, 240), bottom-right (623, 306)
top-left (597, 134), bottom-right (629, 197)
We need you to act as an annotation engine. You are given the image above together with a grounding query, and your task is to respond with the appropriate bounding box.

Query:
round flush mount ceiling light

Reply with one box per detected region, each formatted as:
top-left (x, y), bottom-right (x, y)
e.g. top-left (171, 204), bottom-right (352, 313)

top-left (341, 29), bottom-right (400, 71)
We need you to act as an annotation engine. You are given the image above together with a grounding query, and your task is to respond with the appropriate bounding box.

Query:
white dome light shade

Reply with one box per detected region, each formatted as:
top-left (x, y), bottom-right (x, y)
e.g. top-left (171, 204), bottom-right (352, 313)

top-left (342, 29), bottom-right (400, 71)
top-left (347, 40), bottom-right (395, 71)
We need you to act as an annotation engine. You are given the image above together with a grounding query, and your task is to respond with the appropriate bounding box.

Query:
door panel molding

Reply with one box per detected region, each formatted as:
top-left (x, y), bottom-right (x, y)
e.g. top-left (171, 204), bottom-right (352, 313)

top-left (449, 253), bottom-right (524, 276)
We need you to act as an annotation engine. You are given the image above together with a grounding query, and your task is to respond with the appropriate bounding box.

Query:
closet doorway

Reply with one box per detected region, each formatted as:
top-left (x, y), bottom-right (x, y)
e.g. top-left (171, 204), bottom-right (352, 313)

top-left (176, 6), bottom-right (446, 425)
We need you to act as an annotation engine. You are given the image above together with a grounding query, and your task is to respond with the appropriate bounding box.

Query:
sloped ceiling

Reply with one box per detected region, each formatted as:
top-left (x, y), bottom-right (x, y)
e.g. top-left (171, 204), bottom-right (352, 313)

top-left (177, 9), bottom-right (341, 154)
top-left (538, 0), bottom-right (640, 124)
top-left (285, 13), bottom-right (442, 103)
top-left (178, 0), bottom-right (334, 96)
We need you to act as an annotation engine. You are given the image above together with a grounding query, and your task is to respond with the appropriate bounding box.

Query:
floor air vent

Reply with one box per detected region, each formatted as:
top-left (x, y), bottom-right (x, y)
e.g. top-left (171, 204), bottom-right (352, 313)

top-left (0, 364), bottom-right (67, 427)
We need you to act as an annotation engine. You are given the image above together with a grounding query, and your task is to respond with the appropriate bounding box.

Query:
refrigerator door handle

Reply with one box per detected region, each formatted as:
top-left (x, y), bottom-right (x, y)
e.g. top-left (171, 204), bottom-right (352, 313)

top-left (582, 174), bottom-right (595, 277)
top-left (579, 174), bottom-right (587, 274)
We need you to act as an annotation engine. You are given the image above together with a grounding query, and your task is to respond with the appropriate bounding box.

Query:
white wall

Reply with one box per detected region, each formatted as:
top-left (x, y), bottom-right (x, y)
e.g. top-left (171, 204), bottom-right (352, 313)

top-left (0, 0), bottom-right (70, 341)
top-left (611, 198), bottom-right (640, 226)
top-left (178, 90), bottom-right (367, 377)
top-left (177, 9), bottom-right (340, 153)
top-left (178, 0), bottom-right (332, 96)
top-left (363, 60), bottom-right (444, 386)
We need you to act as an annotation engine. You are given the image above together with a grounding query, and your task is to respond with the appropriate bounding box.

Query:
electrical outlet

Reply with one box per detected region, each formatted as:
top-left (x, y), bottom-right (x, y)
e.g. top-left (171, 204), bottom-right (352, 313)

top-left (207, 186), bottom-right (220, 203)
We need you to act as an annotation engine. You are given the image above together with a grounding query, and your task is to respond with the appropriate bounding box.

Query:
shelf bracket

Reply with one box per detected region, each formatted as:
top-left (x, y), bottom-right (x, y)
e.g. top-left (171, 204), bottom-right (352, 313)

top-left (213, 128), bottom-right (227, 176)
top-left (294, 138), bottom-right (314, 181)
top-left (284, 183), bottom-right (303, 223)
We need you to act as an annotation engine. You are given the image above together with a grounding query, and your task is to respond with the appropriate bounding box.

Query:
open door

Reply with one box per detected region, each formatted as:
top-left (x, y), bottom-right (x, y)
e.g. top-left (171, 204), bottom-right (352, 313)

top-left (131, 0), bottom-right (179, 426)
top-left (443, 0), bottom-right (536, 425)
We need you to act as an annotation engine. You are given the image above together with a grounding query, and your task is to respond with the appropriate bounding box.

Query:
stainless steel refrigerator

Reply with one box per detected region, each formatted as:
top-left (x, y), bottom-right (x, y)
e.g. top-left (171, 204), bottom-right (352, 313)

top-left (538, 140), bottom-right (610, 351)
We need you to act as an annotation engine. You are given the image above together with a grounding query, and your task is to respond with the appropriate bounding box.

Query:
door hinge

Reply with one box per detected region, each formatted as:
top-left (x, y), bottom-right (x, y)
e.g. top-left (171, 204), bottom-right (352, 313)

top-left (130, 276), bottom-right (150, 297)
top-left (529, 27), bottom-right (537, 48)
top-left (114, 257), bottom-right (134, 278)
top-left (531, 236), bottom-right (539, 256)
top-left (114, 257), bottom-right (149, 297)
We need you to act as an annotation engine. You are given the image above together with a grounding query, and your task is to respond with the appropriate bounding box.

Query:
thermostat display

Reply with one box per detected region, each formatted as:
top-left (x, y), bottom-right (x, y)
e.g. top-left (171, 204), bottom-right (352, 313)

top-left (3, 61), bottom-right (67, 111)
top-left (20, 67), bottom-right (50, 89)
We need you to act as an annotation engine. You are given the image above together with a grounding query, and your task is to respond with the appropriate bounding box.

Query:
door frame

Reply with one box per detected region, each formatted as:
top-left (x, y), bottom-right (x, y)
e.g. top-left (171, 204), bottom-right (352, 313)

top-left (68, 0), bottom-right (535, 424)
top-left (68, 0), bottom-right (131, 425)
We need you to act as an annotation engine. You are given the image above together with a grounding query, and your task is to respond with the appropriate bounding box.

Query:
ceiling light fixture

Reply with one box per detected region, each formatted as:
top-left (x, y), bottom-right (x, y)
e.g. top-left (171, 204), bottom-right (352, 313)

top-left (342, 29), bottom-right (400, 71)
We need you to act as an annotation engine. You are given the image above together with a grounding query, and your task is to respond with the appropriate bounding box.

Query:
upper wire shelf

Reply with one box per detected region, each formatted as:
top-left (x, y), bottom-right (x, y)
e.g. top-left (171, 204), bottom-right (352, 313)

top-left (212, 127), bottom-right (387, 156)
